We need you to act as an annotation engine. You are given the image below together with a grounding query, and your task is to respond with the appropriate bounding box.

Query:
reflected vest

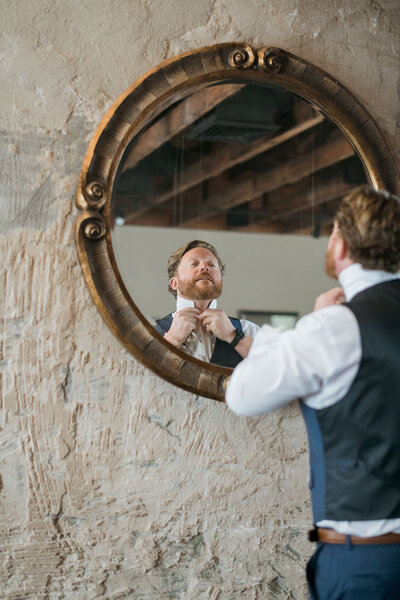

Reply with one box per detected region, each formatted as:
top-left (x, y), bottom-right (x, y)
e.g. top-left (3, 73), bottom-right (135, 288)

top-left (155, 314), bottom-right (243, 368)
top-left (301, 279), bottom-right (400, 522)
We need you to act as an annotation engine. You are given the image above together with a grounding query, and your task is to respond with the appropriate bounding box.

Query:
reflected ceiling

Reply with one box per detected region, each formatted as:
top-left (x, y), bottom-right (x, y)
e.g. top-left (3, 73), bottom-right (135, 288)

top-left (114, 82), bottom-right (366, 237)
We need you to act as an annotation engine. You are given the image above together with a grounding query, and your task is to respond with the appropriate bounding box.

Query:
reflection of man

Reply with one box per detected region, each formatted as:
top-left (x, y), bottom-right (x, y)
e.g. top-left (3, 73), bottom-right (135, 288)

top-left (155, 240), bottom-right (259, 367)
top-left (226, 187), bottom-right (400, 599)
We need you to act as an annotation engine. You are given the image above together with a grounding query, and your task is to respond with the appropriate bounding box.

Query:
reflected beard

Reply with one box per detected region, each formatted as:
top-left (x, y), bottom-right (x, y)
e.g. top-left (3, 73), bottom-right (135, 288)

top-left (325, 246), bottom-right (337, 279)
top-left (177, 277), bottom-right (222, 301)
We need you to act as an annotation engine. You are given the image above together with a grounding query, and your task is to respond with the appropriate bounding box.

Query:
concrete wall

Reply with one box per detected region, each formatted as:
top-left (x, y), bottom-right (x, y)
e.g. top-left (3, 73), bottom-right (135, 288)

top-left (1, 1), bottom-right (398, 598)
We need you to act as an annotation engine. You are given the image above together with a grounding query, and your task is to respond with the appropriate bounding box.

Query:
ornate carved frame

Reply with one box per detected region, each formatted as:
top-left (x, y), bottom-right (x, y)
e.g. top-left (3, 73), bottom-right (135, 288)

top-left (75, 42), bottom-right (399, 401)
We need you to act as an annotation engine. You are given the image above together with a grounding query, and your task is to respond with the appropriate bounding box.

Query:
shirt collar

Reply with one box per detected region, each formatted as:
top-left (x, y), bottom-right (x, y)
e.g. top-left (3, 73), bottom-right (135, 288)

top-left (338, 263), bottom-right (400, 301)
top-left (175, 295), bottom-right (217, 311)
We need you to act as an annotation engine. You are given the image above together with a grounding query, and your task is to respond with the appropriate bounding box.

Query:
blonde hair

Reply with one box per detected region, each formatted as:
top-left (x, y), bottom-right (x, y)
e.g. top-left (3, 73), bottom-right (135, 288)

top-left (167, 240), bottom-right (225, 296)
top-left (336, 186), bottom-right (400, 273)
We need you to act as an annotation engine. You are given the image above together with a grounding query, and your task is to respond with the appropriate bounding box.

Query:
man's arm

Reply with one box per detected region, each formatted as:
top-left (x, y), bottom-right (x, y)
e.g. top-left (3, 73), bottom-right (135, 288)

top-left (227, 332), bottom-right (254, 359)
top-left (236, 319), bottom-right (261, 358)
top-left (225, 303), bottom-right (360, 416)
top-left (199, 309), bottom-right (256, 358)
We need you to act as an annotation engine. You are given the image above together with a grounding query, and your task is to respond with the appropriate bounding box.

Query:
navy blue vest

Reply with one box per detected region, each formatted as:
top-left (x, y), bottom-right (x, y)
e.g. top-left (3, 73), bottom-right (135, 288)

top-left (155, 314), bottom-right (243, 368)
top-left (301, 279), bottom-right (400, 522)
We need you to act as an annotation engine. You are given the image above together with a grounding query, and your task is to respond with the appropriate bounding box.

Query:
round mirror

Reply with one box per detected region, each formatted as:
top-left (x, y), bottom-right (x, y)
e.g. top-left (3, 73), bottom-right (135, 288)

top-left (75, 43), bottom-right (399, 400)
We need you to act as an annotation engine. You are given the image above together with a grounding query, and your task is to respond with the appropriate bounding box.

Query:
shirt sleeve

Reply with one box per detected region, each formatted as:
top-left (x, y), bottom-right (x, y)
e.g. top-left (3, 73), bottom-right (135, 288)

top-left (240, 319), bottom-right (261, 339)
top-left (226, 305), bottom-right (361, 416)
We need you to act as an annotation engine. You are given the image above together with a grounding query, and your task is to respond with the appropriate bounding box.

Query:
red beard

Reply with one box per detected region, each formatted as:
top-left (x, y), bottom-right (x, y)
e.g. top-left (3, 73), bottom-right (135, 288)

top-left (177, 276), bottom-right (222, 301)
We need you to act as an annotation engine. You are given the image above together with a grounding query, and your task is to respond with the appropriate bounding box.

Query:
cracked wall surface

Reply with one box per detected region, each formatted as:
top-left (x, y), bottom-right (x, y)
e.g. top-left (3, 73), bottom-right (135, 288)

top-left (1, 1), bottom-right (399, 598)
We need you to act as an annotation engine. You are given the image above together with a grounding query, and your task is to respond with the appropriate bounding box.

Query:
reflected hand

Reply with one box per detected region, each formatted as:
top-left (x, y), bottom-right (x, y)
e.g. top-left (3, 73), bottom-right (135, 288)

top-left (313, 287), bottom-right (345, 311)
top-left (198, 309), bottom-right (235, 342)
top-left (163, 307), bottom-right (201, 347)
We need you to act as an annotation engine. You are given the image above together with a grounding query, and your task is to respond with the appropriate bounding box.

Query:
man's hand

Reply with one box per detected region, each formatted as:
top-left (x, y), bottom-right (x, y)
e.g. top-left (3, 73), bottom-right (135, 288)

top-left (199, 309), bottom-right (254, 358)
top-left (198, 309), bottom-right (235, 342)
top-left (313, 287), bottom-right (345, 312)
top-left (163, 307), bottom-right (201, 347)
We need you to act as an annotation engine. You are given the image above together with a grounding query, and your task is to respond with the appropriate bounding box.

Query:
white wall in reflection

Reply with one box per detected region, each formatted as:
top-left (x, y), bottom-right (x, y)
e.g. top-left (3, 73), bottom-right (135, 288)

top-left (113, 225), bottom-right (333, 326)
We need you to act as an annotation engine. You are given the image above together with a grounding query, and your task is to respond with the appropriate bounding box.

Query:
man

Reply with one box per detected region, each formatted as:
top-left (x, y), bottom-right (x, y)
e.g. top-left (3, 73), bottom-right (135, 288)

top-left (226, 186), bottom-right (400, 599)
top-left (155, 240), bottom-right (259, 367)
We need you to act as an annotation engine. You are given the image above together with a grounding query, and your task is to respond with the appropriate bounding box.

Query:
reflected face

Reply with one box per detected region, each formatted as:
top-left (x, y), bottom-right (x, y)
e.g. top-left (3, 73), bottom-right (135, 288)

top-left (170, 247), bottom-right (223, 301)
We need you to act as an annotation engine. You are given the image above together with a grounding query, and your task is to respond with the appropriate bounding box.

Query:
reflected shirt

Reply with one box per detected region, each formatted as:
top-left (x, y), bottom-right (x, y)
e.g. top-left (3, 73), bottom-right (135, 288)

top-left (226, 263), bottom-right (400, 536)
top-left (173, 296), bottom-right (260, 363)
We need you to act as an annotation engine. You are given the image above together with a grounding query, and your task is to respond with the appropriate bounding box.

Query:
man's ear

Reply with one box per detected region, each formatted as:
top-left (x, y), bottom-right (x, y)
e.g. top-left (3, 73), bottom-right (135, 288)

top-left (336, 235), bottom-right (348, 261)
top-left (169, 277), bottom-right (178, 291)
top-left (333, 221), bottom-right (348, 261)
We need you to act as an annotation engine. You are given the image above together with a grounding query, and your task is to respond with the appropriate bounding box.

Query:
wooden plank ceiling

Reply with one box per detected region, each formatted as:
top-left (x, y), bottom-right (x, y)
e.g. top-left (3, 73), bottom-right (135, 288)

top-left (114, 82), bottom-right (367, 237)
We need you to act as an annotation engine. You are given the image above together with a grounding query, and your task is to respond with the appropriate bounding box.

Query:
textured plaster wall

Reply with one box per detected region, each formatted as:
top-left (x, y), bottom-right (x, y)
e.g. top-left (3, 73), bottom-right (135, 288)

top-left (0, 1), bottom-right (399, 598)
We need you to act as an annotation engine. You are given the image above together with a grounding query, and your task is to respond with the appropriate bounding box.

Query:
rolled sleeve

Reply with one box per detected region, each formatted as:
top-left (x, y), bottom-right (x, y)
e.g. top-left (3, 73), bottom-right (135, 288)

top-left (240, 319), bottom-right (261, 339)
top-left (226, 306), bottom-right (361, 416)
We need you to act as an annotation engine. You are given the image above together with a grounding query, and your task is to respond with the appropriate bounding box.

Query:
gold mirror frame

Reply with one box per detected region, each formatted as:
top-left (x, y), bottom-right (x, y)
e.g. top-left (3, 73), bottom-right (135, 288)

top-left (75, 42), bottom-right (399, 401)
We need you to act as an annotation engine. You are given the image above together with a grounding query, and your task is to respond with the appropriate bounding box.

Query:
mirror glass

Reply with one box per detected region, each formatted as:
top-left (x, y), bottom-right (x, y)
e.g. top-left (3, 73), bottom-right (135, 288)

top-left (110, 80), bottom-right (367, 358)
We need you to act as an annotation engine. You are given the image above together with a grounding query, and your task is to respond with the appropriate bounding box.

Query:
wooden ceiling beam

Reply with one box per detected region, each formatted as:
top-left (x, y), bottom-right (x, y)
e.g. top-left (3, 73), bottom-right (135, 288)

top-left (255, 177), bottom-right (355, 221)
top-left (122, 158), bottom-right (359, 231)
top-left (134, 113), bottom-right (325, 209)
top-left (181, 132), bottom-right (354, 228)
top-left (121, 83), bottom-right (245, 172)
top-left (183, 176), bottom-right (353, 232)
top-left (125, 207), bottom-right (173, 227)
top-left (282, 198), bottom-right (342, 235)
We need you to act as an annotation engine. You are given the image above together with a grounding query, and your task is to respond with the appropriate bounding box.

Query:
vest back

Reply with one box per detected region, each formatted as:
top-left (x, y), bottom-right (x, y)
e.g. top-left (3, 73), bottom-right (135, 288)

top-left (302, 280), bottom-right (400, 522)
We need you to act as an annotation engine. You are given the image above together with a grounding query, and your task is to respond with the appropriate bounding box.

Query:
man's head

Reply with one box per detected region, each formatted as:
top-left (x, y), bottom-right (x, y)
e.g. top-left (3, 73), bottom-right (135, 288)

top-left (325, 186), bottom-right (400, 279)
top-left (167, 240), bottom-right (225, 300)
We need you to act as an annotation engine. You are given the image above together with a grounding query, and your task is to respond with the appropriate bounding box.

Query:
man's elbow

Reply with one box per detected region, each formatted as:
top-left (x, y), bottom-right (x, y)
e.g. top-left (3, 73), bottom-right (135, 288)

top-left (225, 388), bottom-right (266, 417)
top-left (225, 393), bottom-right (248, 416)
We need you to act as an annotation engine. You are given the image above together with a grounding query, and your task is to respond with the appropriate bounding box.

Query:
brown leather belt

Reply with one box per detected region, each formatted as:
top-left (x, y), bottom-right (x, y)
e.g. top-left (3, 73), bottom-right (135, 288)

top-left (309, 527), bottom-right (400, 545)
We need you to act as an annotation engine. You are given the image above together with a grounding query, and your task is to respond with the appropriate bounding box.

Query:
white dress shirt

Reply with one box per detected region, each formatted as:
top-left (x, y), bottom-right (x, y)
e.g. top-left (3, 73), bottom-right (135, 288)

top-left (226, 264), bottom-right (400, 536)
top-left (173, 296), bottom-right (260, 363)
